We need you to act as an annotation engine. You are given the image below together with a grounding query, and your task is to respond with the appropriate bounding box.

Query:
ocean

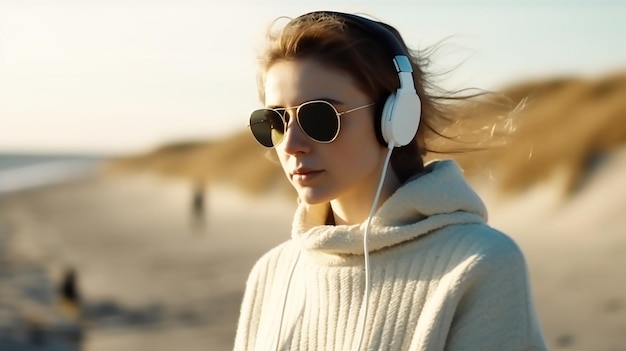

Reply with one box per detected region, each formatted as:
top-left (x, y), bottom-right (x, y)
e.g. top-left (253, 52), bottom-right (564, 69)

top-left (0, 153), bottom-right (107, 195)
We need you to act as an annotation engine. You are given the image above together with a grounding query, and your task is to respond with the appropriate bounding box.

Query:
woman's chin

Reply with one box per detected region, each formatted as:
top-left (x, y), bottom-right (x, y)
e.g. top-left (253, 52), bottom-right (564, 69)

top-left (296, 188), bottom-right (334, 205)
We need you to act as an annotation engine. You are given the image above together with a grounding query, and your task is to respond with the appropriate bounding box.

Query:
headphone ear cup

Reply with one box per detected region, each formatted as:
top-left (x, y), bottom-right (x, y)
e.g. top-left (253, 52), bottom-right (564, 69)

top-left (381, 89), bottom-right (421, 147)
top-left (380, 94), bottom-right (396, 145)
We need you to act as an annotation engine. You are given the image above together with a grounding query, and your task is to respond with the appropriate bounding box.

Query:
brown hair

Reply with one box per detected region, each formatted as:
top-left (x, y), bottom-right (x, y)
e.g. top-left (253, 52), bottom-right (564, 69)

top-left (256, 12), bottom-right (491, 183)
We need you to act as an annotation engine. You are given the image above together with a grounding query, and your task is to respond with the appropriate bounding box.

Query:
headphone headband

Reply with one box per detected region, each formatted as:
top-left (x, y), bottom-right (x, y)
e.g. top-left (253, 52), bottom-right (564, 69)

top-left (300, 11), bottom-right (413, 74)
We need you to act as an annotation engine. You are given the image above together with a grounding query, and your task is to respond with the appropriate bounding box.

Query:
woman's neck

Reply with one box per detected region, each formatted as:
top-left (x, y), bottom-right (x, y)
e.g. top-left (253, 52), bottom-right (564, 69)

top-left (330, 168), bottom-right (401, 226)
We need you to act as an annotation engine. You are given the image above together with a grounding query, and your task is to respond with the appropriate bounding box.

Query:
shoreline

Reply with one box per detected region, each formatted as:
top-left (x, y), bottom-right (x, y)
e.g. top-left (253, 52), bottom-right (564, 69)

top-left (0, 154), bottom-right (106, 195)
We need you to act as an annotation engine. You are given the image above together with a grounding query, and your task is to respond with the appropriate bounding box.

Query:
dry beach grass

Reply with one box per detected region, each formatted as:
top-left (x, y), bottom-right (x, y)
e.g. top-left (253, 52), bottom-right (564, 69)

top-left (109, 71), bottom-right (626, 199)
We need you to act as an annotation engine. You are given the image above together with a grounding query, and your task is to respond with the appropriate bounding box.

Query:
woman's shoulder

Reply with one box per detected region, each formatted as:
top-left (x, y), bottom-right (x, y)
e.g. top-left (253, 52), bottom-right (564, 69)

top-left (464, 223), bottom-right (524, 259)
top-left (454, 222), bottom-right (521, 248)
top-left (420, 222), bottom-right (528, 271)
top-left (439, 223), bottom-right (529, 277)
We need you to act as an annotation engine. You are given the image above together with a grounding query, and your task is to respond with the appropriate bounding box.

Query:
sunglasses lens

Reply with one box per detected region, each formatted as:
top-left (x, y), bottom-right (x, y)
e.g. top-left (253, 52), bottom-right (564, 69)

top-left (249, 109), bottom-right (285, 147)
top-left (298, 102), bottom-right (339, 142)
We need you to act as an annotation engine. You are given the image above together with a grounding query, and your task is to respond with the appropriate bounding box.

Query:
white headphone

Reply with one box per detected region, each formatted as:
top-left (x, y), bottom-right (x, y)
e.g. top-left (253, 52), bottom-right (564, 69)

top-left (326, 11), bottom-right (422, 147)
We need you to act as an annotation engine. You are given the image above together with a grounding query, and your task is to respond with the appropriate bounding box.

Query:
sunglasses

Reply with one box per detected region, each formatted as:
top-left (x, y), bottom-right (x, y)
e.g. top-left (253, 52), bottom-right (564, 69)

top-left (248, 100), bottom-right (375, 148)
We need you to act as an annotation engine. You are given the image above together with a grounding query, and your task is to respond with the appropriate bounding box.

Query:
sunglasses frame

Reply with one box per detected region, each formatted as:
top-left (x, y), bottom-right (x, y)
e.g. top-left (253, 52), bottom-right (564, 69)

top-left (249, 100), bottom-right (375, 148)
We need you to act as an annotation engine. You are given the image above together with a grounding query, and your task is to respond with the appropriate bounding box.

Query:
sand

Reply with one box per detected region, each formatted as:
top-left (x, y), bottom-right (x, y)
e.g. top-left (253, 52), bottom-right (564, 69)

top-left (1, 149), bottom-right (626, 351)
top-left (0, 172), bottom-right (295, 351)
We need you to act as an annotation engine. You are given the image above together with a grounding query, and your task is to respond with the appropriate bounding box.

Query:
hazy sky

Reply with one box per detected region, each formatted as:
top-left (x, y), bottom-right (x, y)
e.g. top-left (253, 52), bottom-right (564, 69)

top-left (1, 0), bottom-right (625, 155)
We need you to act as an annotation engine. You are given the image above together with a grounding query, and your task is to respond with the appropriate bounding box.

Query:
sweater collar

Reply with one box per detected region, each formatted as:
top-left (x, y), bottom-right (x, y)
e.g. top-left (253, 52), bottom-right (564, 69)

top-left (291, 160), bottom-right (488, 255)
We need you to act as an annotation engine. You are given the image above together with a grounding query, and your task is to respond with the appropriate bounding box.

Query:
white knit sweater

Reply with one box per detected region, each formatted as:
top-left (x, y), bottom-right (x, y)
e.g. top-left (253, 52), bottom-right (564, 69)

top-left (234, 160), bottom-right (546, 351)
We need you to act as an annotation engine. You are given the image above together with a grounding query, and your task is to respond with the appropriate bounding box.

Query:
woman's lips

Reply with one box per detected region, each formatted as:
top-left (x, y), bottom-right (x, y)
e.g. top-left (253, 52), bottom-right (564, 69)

top-left (291, 169), bottom-right (323, 183)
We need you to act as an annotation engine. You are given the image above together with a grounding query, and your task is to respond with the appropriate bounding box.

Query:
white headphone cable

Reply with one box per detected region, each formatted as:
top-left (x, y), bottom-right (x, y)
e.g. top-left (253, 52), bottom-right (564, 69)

top-left (354, 141), bottom-right (395, 351)
top-left (274, 250), bottom-right (301, 351)
top-left (274, 142), bottom-right (394, 351)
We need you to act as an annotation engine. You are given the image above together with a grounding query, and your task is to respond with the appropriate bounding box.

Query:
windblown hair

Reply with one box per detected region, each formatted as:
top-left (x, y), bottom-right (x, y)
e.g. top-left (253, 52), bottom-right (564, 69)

top-left (256, 12), bottom-right (505, 182)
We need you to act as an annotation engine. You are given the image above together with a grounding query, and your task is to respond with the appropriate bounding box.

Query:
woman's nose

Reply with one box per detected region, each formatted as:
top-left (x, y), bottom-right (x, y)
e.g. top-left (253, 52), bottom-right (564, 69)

top-left (280, 111), bottom-right (311, 154)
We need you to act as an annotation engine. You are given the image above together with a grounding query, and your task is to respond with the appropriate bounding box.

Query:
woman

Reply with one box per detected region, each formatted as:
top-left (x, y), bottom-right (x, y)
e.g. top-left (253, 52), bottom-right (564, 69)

top-left (235, 11), bottom-right (546, 351)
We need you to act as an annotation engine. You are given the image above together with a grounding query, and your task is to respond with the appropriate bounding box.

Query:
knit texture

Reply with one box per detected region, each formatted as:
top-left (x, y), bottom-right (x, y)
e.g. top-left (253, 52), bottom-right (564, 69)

top-left (234, 160), bottom-right (546, 351)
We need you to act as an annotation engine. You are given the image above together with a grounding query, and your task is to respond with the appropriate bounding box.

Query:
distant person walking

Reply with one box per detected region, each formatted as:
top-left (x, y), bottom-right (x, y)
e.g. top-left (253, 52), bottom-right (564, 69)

top-left (58, 267), bottom-right (81, 319)
top-left (191, 183), bottom-right (207, 231)
top-left (57, 266), bottom-right (85, 348)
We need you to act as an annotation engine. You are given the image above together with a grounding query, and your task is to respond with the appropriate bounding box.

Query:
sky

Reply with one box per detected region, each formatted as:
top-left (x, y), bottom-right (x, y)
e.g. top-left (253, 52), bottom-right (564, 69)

top-left (1, 0), bottom-right (625, 155)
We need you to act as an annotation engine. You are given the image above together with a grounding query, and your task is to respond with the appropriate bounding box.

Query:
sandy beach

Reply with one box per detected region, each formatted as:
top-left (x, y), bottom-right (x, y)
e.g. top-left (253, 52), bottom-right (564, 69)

top-left (1, 148), bottom-right (626, 351)
top-left (0, 171), bottom-right (295, 351)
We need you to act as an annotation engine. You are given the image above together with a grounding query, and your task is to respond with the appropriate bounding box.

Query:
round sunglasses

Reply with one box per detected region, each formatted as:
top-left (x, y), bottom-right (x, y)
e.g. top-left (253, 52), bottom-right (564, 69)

top-left (248, 100), bottom-right (375, 148)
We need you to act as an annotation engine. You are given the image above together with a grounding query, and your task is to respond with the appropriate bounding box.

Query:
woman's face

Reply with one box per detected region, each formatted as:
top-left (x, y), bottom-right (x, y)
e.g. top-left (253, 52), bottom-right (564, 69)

top-left (264, 59), bottom-right (388, 210)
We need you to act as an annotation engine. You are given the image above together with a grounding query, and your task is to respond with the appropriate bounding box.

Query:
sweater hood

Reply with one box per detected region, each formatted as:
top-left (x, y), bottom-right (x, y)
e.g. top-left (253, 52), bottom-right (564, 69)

top-left (291, 160), bottom-right (488, 255)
